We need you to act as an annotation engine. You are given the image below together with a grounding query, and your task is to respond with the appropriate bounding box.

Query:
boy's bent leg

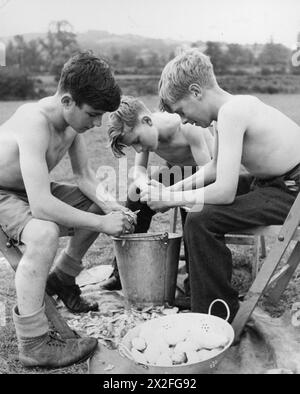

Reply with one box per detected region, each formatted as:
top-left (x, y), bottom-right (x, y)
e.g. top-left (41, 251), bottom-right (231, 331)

top-left (184, 185), bottom-right (297, 322)
top-left (16, 219), bottom-right (60, 316)
top-left (46, 201), bottom-right (102, 313)
top-left (15, 218), bottom-right (97, 368)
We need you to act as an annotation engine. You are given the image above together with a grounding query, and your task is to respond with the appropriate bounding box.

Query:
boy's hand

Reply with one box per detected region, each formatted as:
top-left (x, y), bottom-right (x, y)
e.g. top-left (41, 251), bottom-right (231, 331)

top-left (99, 211), bottom-right (135, 236)
top-left (104, 204), bottom-right (137, 225)
top-left (140, 180), bottom-right (172, 212)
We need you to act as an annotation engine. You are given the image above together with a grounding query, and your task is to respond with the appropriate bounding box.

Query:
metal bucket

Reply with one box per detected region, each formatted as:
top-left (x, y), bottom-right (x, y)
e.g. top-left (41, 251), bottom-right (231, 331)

top-left (113, 232), bottom-right (182, 308)
top-left (119, 300), bottom-right (234, 374)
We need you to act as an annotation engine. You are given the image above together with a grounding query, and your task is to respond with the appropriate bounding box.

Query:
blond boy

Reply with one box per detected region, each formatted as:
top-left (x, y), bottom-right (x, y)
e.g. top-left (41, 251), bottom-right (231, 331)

top-left (140, 49), bottom-right (300, 322)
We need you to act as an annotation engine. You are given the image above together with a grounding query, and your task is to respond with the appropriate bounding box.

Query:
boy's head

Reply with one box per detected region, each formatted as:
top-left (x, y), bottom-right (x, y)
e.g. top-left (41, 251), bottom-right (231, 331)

top-left (58, 52), bottom-right (121, 133)
top-left (108, 96), bottom-right (159, 157)
top-left (159, 48), bottom-right (218, 127)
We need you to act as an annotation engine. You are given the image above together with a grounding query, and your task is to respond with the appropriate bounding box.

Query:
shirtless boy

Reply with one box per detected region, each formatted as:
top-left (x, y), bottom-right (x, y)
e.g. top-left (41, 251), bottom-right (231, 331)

top-left (0, 52), bottom-right (136, 368)
top-left (101, 95), bottom-right (214, 294)
top-left (140, 48), bottom-right (300, 322)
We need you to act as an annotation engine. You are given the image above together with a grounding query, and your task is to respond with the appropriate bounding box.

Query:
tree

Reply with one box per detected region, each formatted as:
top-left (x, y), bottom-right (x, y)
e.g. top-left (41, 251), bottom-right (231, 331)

top-left (258, 43), bottom-right (291, 68)
top-left (6, 35), bottom-right (44, 73)
top-left (205, 41), bottom-right (227, 74)
top-left (225, 44), bottom-right (254, 66)
top-left (40, 20), bottom-right (80, 79)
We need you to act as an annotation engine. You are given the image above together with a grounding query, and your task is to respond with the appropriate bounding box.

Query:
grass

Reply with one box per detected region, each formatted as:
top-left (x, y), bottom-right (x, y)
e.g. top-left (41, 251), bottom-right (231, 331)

top-left (0, 94), bottom-right (300, 374)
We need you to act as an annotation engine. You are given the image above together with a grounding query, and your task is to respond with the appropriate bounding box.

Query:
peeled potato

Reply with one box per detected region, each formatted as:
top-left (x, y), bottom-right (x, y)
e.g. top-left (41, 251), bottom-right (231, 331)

top-left (163, 327), bottom-right (187, 346)
top-left (131, 337), bottom-right (147, 352)
top-left (205, 332), bottom-right (228, 349)
top-left (143, 343), bottom-right (162, 365)
top-left (174, 339), bottom-right (199, 353)
top-left (131, 348), bottom-right (147, 365)
top-left (185, 350), bottom-right (199, 364)
top-left (148, 337), bottom-right (169, 353)
top-left (139, 326), bottom-right (155, 342)
top-left (156, 353), bottom-right (173, 367)
top-left (171, 352), bottom-right (187, 365)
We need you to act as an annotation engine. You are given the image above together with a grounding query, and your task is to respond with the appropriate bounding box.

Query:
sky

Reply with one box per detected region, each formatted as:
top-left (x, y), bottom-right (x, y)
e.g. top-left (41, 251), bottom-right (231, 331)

top-left (0, 0), bottom-right (299, 47)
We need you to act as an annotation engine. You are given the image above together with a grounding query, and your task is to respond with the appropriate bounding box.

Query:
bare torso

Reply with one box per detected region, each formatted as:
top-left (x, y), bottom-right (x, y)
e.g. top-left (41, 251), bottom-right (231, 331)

top-left (154, 116), bottom-right (214, 167)
top-left (217, 96), bottom-right (300, 178)
top-left (0, 101), bottom-right (77, 190)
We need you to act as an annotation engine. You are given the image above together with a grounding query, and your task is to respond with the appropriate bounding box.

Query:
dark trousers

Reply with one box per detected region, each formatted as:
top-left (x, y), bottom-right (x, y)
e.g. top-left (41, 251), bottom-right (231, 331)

top-left (184, 165), bottom-right (300, 322)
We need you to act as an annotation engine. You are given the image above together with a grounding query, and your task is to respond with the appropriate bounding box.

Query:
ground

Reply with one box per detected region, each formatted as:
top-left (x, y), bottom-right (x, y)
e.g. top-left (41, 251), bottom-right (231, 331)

top-left (0, 94), bottom-right (299, 374)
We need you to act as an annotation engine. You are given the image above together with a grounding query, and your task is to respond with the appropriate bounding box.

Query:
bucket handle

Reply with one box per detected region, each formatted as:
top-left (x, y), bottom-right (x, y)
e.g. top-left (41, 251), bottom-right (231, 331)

top-left (208, 299), bottom-right (231, 322)
top-left (160, 232), bottom-right (169, 245)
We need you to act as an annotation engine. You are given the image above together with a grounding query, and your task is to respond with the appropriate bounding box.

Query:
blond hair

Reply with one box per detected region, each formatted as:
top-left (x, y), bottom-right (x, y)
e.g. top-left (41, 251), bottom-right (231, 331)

top-left (108, 96), bottom-right (149, 157)
top-left (159, 48), bottom-right (217, 111)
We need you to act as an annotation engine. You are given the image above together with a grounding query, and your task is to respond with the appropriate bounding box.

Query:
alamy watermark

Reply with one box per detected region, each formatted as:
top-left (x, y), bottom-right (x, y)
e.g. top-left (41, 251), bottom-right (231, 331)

top-left (95, 158), bottom-right (205, 212)
top-left (292, 43), bottom-right (300, 68)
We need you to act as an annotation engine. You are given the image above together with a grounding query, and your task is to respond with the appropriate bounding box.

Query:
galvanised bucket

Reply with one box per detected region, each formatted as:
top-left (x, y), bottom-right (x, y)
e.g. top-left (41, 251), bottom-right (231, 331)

top-left (113, 232), bottom-right (182, 308)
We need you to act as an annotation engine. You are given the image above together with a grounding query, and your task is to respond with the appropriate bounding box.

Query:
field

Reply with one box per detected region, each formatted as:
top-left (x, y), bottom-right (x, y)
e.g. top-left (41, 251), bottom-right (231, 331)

top-left (0, 94), bottom-right (300, 374)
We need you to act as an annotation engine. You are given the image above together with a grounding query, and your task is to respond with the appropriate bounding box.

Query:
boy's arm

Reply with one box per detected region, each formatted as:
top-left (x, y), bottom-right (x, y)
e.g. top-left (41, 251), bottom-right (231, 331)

top-left (169, 138), bottom-right (218, 194)
top-left (168, 160), bottom-right (216, 192)
top-left (131, 151), bottom-right (150, 189)
top-left (17, 118), bottom-right (112, 232)
top-left (141, 103), bottom-right (246, 209)
top-left (68, 134), bottom-right (128, 214)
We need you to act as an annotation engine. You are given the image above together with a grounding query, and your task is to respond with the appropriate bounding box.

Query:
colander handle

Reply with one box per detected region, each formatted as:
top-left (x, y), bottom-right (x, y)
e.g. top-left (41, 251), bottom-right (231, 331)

top-left (208, 299), bottom-right (230, 322)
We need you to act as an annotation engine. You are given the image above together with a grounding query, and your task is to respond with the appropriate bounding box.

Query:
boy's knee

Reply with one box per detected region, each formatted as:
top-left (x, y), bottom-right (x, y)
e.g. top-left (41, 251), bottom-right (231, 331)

top-left (22, 220), bottom-right (59, 251)
top-left (185, 205), bottom-right (221, 233)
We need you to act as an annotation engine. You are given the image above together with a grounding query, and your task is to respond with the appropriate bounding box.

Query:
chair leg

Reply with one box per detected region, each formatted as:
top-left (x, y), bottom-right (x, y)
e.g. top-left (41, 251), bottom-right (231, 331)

top-left (232, 198), bottom-right (300, 341)
top-left (170, 207), bottom-right (178, 233)
top-left (252, 236), bottom-right (260, 280)
top-left (260, 235), bottom-right (267, 259)
top-left (266, 241), bottom-right (300, 304)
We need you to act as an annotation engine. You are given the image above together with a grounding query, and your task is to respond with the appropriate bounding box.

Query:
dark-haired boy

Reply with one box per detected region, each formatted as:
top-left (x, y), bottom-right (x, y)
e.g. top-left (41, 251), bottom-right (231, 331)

top-left (0, 52), bottom-right (135, 368)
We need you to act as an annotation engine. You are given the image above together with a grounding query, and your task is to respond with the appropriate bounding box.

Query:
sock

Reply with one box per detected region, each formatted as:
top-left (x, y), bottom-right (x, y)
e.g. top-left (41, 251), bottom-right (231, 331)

top-left (13, 304), bottom-right (49, 339)
top-left (53, 251), bottom-right (83, 285)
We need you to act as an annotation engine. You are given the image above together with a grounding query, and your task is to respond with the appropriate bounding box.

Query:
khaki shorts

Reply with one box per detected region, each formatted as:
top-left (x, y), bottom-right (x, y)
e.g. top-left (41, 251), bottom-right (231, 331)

top-left (0, 182), bottom-right (94, 244)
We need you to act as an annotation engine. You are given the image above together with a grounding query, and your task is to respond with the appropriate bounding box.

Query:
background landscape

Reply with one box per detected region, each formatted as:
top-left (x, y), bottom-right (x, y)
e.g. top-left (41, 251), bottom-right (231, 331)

top-left (1, 21), bottom-right (300, 101)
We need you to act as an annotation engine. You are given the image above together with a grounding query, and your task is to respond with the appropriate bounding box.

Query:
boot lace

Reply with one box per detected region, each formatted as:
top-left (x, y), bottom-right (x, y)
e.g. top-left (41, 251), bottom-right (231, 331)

top-left (46, 331), bottom-right (67, 348)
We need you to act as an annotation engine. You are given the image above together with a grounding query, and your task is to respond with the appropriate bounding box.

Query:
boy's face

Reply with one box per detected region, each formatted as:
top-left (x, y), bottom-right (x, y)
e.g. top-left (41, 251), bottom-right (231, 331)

top-left (121, 116), bottom-right (159, 153)
top-left (63, 98), bottom-right (105, 133)
top-left (168, 92), bottom-right (212, 128)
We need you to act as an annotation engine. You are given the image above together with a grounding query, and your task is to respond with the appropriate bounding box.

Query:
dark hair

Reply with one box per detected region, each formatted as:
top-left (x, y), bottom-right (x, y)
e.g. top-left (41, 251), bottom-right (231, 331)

top-left (58, 51), bottom-right (121, 111)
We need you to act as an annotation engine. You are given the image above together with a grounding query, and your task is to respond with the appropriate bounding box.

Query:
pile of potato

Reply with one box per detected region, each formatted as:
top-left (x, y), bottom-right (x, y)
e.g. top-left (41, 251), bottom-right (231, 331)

top-left (130, 325), bottom-right (230, 367)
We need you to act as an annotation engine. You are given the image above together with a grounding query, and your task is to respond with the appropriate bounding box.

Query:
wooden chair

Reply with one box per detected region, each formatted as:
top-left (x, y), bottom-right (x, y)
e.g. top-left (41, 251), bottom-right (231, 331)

top-left (169, 207), bottom-right (267, 280)
top-left (0, 227), bottom-right (76, 339)
top-left (232, 192), bottom-right (300, 339)
top-left (170, 195), bottom-right (300, 340)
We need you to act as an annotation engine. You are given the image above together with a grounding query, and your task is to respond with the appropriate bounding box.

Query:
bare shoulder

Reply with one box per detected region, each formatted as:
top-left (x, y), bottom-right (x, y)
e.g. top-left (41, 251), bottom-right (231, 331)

top-left (14, 103), bottom-right (50, 138)
top-left (217, 95), bottom-right (261, 134)
top-left (218, 95), bottom-right (260, 120)
top-left (10, 103), bottom-right (51, 152)
top-left (15, 102), bottom-right (49, 128)
top-left (181, 123), bottom-right (207, 144)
